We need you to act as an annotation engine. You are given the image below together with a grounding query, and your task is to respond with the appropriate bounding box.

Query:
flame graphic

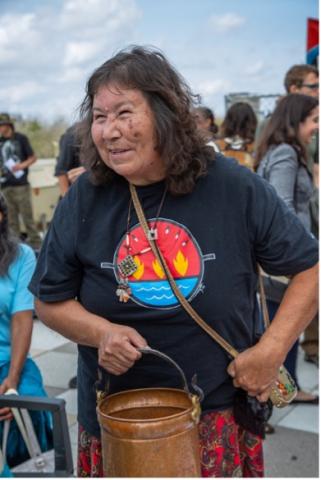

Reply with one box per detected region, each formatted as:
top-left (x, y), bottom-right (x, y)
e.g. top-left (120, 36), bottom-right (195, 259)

top-left (132, 256), bottom-right (144, 279)
top-left (152, 259), bottom-right (165, 279)
top-left (173, 250), bottom-right (188, 276)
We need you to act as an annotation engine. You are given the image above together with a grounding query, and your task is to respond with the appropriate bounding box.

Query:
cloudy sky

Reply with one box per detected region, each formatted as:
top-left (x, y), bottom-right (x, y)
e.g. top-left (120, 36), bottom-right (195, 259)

top-left (0, 0), bottom-right (318, 123)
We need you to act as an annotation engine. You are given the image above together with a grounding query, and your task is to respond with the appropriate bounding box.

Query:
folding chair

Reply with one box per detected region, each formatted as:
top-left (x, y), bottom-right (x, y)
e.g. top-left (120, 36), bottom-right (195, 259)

top-left (0, 394), bottom-right (73, 477)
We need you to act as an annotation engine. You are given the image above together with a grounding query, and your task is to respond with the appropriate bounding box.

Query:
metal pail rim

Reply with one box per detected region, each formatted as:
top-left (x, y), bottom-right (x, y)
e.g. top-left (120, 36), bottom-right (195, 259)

top-left (97, 387), bottom-right (194, 423)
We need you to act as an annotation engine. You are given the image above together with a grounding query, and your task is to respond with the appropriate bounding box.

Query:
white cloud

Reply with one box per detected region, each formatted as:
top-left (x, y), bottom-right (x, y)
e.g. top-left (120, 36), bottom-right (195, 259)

top-left (209, 13), bottom-right (245, 33)
top-left (0, 0), bottom-right (141, 121)
top-left (63, 41), bottom-right (102, 67)
top-left (197, 79), bottom-right (228, 96)
top-left (0, 13), bottom-right (40, 63)
top-left (60, 0), bottom-right (141, 34)
top-left (0, 1), bottom-right (311, 123)
top-left (244, 60), bottom-right (265, 76)
top-left (59, 66), bottom-right (87, 83)
top-left (0, 81), bottom-right (45, 103)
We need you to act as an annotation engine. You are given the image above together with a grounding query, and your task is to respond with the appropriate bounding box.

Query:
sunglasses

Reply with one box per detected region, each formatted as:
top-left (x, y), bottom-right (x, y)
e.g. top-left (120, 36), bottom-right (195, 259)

top-left (301, 83), bottom-right (319, 90)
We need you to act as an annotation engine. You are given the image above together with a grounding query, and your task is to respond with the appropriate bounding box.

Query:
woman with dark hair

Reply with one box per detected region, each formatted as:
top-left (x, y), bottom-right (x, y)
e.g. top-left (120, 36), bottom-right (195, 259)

top-left (256, 93), bottom-right (319, 407)
top-left (29, 46), bottom-right (318, 477)
top-left (0, 193), bottom-right (52, 468)
top-left (193, 106), bottom-right (220, 152)
top-left (256, 94), bottom-right (318, 223)
top-left (217, 101), bottom-right (257, 169)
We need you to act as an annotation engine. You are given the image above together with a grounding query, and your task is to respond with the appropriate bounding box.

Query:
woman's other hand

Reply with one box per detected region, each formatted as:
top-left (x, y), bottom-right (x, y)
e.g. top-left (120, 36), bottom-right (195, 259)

top-left (98, 324), bottom-right (148, 375)
top-left (227, 342), bottom-right (282, 402)
top-left (0, 377), bottom-right (18, 420)
top-left (67, 166), bottom-right (86, 184)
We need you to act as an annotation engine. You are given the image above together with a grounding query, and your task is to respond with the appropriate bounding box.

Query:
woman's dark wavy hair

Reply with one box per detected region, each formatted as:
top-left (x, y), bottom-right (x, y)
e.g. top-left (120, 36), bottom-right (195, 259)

top-left (220, 102), bottom-right (257, 142)
top-left (255, 93), bottom-right (318, 169)
top-left (0, 193), bottom-right (19, 276)
top-left (194, 106), bottom-right (219, 135)
top-left (77, 45), bottom-right (212, 195)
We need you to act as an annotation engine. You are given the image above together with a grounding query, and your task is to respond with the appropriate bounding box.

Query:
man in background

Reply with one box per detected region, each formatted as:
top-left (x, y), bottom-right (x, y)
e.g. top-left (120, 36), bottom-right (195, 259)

top-left (55, 123), bottom-right (85, 389)
top-left (55, 123), bottom-right (85, 197)
top-left (0, 113), bottom-right (41, 250)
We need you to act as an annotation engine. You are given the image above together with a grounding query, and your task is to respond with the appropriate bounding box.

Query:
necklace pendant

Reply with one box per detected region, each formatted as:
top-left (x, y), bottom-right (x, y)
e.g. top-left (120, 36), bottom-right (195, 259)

top-left (148, 228), bottom-right (158, 241)
top-left (118, 255), bottom-right (138, 277)
top-left (116, 279), bottom-right (132, 303)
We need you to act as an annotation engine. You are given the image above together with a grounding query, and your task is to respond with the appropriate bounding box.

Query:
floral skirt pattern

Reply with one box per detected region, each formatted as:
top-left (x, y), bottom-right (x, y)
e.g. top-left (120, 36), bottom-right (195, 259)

top-left (199, 409), bottom-right (263, 477)
top-left (77, 408), bottom-right (263, 477)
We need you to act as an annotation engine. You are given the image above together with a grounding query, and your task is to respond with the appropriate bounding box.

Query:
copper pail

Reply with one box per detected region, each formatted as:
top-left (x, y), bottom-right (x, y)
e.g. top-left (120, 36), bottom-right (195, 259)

top-left (96, 347), bottom-right (202, 477)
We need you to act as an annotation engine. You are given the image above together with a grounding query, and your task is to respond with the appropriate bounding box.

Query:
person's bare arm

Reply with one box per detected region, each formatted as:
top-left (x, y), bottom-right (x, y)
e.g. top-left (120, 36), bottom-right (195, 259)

top-left (35, 298), bottom-right (147, 375)
top-left (12, 154), bottom-right (37, 172)
top-left (313, 163), bottom-right (319, 187)
top-left (67, 166), bottom-right (86, 184)
top-left (57, 174), bottom-right (70, 196)
top-left (228, 263), bottom-right (319, 400)
top-left (0, 310), bottom-right (33, 420)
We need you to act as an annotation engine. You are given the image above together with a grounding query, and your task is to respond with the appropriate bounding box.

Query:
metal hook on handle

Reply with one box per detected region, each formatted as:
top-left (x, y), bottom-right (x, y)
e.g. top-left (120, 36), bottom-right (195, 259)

top-left (191, 374), bottom-right (204, 402)
top-left (137, 346), bottom-right (203, 400)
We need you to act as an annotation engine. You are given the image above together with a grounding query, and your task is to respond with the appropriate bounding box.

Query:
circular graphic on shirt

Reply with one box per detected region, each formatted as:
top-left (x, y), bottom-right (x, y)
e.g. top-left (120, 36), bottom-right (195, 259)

top-left (114, 219), bottom-right (204, 308)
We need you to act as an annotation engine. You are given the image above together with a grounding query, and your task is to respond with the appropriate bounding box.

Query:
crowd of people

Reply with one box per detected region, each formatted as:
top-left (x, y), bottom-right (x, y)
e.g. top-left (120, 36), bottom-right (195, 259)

top-left (0, 47), bottom-right (319, 478)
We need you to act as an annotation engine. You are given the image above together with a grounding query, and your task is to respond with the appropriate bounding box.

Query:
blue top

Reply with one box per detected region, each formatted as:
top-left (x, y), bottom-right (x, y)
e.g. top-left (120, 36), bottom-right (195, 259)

top-left (0, 243), bottom-right (35, 364)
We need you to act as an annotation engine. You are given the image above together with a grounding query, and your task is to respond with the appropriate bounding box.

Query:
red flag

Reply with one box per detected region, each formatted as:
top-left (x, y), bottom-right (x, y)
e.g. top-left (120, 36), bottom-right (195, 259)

top-left (307, 18), bottom-right (319, 65)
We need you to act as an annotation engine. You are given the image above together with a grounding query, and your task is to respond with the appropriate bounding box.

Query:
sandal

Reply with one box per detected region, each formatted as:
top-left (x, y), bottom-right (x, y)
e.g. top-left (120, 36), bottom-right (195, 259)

top-left (264, 423), bottom-right (275, 434)
top-left (304, 354), bottom-right (319, 367)
top-left (292, 390), bottom-right (319, 404)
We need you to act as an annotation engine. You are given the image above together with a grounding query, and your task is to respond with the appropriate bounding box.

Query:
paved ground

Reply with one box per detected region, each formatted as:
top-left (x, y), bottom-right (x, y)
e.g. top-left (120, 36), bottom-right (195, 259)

top-left (30, 318), bottom-right (319, 477)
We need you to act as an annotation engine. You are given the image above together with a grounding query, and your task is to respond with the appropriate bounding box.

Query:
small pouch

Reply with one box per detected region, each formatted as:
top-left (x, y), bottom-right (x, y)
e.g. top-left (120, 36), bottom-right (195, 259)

top-left (270, 365), bottom-right (297, 407)
top-left (233, 389), bottom-right (273, 439)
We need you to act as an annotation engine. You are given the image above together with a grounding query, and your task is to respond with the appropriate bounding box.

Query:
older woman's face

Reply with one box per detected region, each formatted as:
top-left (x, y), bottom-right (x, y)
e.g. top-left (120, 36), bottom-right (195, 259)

top-left (91, 84), bottom-right (165, 185)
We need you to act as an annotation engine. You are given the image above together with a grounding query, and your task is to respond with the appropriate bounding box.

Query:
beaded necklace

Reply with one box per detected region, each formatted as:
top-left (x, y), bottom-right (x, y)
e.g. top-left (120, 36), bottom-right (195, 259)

top-left (116, 186), bottom-right (167, 302)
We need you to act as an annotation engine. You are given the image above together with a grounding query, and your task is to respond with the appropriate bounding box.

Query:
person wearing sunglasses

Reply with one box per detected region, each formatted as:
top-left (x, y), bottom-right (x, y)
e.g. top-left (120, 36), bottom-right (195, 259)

top-left (284, 64), bottom-right (319, 99)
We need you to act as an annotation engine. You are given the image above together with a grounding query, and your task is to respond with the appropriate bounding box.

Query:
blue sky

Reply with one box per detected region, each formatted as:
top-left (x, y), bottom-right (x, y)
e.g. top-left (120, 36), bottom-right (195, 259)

top-left (0, 0), bottom-right (318, 123)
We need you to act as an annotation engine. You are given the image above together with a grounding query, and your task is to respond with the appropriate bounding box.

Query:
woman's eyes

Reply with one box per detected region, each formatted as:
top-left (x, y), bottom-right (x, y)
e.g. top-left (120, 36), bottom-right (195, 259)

top-left (93, 109), bottom-right (132, 121)
top-left (118, 110), bottom-right (131, 116)
top-left (93, 114), bottom-right (106, 121)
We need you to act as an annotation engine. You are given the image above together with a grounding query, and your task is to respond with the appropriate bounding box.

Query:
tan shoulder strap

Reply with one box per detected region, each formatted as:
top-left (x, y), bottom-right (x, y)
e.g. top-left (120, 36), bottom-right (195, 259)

top-left (129, 183), bottom-right (239, 359)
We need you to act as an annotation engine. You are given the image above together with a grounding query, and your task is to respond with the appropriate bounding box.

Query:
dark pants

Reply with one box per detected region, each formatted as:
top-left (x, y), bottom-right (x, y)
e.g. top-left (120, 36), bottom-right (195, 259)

top-left (2, 184), bottom-right (41, 249)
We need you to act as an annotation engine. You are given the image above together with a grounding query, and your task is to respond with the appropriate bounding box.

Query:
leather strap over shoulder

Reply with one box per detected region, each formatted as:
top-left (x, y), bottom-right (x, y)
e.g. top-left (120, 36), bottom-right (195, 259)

top-left (129, 183), bottom-right (239, 359)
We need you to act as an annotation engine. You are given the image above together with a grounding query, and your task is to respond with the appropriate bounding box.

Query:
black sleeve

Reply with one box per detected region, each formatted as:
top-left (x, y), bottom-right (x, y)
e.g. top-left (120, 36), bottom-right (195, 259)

top-left (18, 133), bottom-right (34, 160)
top-left (248, 174), bottom-right (318, 276)
top-left (55, 129), bottom-right (79, 176)
top-left (29, 187), bottom-right (82, 302)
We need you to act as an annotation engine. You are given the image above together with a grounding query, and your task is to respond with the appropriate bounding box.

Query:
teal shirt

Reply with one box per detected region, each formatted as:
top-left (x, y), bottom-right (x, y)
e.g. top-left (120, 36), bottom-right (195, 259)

top-left (0, 243), bottom-right (35, 364)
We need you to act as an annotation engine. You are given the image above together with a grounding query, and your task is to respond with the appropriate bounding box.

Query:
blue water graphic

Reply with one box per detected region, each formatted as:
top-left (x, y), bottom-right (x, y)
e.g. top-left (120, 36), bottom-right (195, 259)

top-left (129, 277), bottom-right (198, 307)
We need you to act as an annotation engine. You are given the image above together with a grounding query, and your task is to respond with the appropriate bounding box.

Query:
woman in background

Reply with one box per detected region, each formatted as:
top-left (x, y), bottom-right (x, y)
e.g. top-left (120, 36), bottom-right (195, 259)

top-left (193, 106), bottom-right (220, 152)
top-left (256, 93), bottom-right (319, 406)
top-left (0, 193), bottom-right (52, 467)
top-left (217, 101), bottom-right (257, 169)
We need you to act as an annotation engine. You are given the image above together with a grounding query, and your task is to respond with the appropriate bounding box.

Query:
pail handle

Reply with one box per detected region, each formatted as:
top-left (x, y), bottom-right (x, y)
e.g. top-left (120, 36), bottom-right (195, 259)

top-left (138, 347), bottom-right (196, 397)
top-left (96, 347), bottom-right (204, 404)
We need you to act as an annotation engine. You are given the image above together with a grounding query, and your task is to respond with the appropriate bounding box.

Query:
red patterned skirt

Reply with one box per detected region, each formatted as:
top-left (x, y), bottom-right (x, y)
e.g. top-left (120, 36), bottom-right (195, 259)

top-left (78, 408), bottom-right (264, 477)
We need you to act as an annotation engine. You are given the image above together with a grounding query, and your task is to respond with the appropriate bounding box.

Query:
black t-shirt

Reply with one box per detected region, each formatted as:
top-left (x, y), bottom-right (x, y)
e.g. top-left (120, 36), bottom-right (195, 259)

top-left (29, 155), bottom-right (318, 437)
top-left (0, 132), bottom-right (33, 187)
top-left (54, 126), bottom-right (80, 177)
